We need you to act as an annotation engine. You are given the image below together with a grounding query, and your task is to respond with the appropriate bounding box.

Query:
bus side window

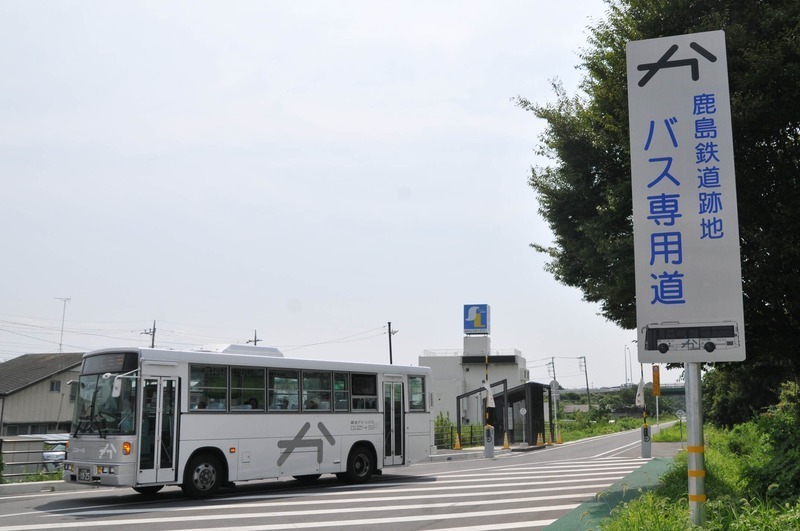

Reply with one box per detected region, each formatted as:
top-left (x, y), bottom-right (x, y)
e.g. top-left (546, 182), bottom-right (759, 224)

top-left (231, 367), bottom-right (265, 411)
top-left (408, 375), bottom-right (426, 411)
top-left (351, 373), bottom-right (377, 411)
top-left (334, 372), bottom-right (349, 411)
top-left (302, 370), bottom-right (332, 412)
top-left (190, 365), bottom-right (228, 412)
top-left (269, 369), bottom-right (299, 411)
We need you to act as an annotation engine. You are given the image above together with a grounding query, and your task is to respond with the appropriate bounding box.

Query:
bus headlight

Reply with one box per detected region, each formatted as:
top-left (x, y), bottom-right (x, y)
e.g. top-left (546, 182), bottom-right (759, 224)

top-left (122, 442), bottom-right (131, 455)
top-left (96, 466), bottom-right (116, 475)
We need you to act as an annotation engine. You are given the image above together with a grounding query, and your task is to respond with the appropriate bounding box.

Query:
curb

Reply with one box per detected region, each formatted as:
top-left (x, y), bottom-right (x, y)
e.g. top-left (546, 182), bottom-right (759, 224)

top-left (0, 479), bottom-right (106, 496)
top-left (429, 444), bottom-right (545, 462)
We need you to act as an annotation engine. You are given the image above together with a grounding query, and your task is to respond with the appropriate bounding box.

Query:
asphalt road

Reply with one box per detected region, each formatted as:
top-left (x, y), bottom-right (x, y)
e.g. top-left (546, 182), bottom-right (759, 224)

top-left (0, 427), bottom-right (683, 530)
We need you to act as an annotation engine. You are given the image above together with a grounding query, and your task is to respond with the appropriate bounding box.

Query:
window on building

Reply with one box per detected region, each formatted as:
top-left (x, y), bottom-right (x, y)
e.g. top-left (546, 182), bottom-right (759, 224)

top-left (49, 380), bottom-right (61, 393)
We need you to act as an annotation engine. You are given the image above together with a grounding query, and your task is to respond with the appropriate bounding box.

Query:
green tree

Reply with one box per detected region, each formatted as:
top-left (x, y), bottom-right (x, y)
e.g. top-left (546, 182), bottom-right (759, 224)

top-left (516, 0), bottom-right (800, 423)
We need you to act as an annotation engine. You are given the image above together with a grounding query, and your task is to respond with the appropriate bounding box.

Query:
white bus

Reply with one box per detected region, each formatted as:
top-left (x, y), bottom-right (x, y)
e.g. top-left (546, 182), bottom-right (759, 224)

top-left (643, 321), bottom-right (739, 354)
top-left (63, 344), bottom-right (433, 498)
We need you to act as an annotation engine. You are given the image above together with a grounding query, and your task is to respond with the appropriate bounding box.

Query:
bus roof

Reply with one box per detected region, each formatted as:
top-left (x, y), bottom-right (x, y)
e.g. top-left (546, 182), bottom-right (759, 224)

top-left (193, 344), bottom-right (284, 357)
top-left (83, 345), bottom-right (431, 375)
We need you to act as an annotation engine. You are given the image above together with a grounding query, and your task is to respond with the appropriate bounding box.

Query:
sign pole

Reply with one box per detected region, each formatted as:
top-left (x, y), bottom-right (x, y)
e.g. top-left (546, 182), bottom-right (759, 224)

top-left (686, 362), bottom-right (706, 526)
top-left (653, 364), bottom-right (661, 424)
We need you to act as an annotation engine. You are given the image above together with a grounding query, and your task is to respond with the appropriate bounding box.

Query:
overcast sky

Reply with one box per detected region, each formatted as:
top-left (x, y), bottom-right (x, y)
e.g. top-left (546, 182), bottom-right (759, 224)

top-left (0, 1), bottom-right (680, 389)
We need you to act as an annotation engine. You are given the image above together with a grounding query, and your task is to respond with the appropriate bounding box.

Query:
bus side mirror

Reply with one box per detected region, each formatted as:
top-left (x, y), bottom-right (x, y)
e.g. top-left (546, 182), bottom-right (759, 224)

top-left (112, 378), bottom-right (122, 398)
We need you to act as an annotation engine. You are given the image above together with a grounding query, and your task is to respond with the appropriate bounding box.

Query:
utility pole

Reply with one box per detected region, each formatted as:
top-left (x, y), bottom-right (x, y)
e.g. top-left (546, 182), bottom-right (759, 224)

top-left (55, 297), bottom-right (70, 354)
top-left (579, 356), bottom-right (592, 410)
top-left (247, 330), bottom-right (261, 346)
top-left (142, 320), bottom-right (156, 348)
top-left (387, 322), bottom-right (398, 364)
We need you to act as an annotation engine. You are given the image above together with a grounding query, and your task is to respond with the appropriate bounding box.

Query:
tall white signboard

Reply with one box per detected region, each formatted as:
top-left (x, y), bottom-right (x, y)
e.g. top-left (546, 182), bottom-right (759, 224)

top-left (627, 31), bottom-right (745, 363)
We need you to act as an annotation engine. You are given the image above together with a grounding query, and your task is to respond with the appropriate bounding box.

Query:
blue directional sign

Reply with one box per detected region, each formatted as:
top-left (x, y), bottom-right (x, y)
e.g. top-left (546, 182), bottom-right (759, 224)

top-left (464, 304), bottom-right (490, 335)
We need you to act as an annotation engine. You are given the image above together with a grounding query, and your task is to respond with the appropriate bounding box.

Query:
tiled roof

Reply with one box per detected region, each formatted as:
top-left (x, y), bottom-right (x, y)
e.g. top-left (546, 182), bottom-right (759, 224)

top-left (0, 352), bottom-right (84, 396)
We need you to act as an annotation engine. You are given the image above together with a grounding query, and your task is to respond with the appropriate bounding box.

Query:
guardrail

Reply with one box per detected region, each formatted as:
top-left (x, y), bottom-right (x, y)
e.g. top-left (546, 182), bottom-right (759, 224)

top-left (0, 437), bottom-right (65, 483)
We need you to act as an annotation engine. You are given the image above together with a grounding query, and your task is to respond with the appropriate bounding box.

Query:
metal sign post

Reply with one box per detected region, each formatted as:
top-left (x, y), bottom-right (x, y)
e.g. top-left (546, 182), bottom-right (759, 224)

top-left (686, 362), bottom-right (705, 525)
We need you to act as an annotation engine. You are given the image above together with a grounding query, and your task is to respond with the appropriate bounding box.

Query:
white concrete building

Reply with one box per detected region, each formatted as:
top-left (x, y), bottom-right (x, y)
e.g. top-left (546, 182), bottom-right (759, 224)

top-left (419, 336), bottom-right (529, 426)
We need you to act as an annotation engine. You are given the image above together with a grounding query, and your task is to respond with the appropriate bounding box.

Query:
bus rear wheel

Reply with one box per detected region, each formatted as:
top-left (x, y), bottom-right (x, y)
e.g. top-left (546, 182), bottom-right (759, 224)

top-left (182, 453), bottom-right (223, 498)
top-left (133, 485), bottom-right (163, 496)
top-left (341, 446), bottom-right (373, 484)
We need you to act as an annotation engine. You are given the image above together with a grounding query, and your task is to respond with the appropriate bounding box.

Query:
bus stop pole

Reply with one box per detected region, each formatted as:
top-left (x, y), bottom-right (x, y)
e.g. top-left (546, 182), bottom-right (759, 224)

top-left (686, 362), bottom-right (706, 526)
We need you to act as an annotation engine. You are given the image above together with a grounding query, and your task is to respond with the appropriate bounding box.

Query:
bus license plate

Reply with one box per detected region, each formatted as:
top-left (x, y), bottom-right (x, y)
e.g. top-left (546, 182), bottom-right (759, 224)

top-left (78, 468), bottom-right (91, 482)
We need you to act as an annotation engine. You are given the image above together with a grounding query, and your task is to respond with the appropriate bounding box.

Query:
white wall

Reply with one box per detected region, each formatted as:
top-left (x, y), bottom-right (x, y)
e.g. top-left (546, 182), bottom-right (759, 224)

top-left (421, 339), bottom-right (528, 427)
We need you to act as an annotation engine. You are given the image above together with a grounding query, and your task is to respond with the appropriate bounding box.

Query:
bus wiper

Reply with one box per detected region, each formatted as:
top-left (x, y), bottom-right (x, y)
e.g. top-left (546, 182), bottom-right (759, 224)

top-left (72, 417), bottom-right (86, 438)
top-left (73, 411), bottom-right (92, 438)
top-left (93, 412), bottom-right (108, 439)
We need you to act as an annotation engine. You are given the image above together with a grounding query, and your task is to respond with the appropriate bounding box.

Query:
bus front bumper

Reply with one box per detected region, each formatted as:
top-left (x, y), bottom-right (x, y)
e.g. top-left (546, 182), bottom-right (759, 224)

top-left (63, 461), bottom-right (136, 487)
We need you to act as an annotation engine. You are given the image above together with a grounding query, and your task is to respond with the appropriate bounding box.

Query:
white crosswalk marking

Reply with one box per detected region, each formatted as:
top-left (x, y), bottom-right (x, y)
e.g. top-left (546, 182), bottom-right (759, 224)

top-left (0, 456), bottom-right (652, 531)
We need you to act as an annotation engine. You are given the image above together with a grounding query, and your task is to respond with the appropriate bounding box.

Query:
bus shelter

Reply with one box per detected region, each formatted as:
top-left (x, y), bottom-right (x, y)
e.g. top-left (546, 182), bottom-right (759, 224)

top-left (490, 381), bottom-right (553, 447)
top-left (456, 381), bottom-right (553, 447)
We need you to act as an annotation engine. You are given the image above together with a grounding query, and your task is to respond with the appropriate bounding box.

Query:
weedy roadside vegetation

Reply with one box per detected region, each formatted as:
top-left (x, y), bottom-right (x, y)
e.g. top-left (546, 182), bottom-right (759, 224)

top-left (599, 383), bottom-right (800, 529)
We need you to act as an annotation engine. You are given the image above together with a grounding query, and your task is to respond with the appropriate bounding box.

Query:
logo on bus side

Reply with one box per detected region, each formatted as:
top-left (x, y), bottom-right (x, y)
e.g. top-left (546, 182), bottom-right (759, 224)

top-left (350, 420), bottom-right (377, 431)
top-left (277, 422), bottom-right (336, 466)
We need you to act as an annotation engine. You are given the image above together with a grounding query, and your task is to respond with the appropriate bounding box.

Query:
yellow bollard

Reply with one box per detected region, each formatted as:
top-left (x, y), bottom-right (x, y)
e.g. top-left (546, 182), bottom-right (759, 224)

top-left (557, 432), bottom-right (563, 444)
top-left (503, 431), bottom-right (510, 449)
top-left (536, 433), bottom-right (544, 446)
top-left (548, 433), bottom-right (554, 446)
top-left (454, 432), bottom-right (462, 450)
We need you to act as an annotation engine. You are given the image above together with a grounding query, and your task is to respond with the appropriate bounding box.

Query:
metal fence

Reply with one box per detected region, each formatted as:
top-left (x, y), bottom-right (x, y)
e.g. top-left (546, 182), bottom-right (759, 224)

top-left (434, 424), bottom-right (486, 450)
top-left (0, 436), bottom-right (66, 483)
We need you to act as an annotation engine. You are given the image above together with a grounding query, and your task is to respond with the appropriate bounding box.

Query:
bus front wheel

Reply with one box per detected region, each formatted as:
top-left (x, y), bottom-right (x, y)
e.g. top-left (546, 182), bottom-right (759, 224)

top-left (182, 453), bottom-right (223, 498)
top-left (341, 446), bottom-right (373, 484)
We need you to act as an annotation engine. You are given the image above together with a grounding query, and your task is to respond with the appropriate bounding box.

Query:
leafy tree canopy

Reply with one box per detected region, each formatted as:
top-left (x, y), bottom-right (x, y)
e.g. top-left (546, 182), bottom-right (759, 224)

top-left (517, 0), bottom-right (800, 424)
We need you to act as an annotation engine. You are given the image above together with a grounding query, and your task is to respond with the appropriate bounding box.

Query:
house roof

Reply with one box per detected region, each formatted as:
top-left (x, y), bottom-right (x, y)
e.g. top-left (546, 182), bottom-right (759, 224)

top-left (0, 352), bottom-right (84, 396)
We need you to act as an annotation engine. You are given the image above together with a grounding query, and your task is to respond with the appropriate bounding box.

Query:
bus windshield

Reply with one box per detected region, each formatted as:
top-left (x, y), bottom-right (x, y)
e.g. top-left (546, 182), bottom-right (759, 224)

top-left (72, 374), bottom-right (137, 437)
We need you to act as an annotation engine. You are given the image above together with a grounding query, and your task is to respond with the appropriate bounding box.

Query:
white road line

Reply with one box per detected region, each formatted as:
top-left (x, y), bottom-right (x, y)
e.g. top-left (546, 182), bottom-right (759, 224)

top-left (47, 484), bottom-right (612, 517)
top-left (58, 491), bottom-right (599, 518)
top-left (31, 476), bottom-right (629, 520)
top-left (422, 455), bottom-right (649, 476)
top-left (432, 520), bottom-right (556, 531)
top-left (201, 517), bottom-right (560, 531)
top-left (0, 503), bottom-right (581, 531)
top-left (437, 464), bottom-right (641, 477)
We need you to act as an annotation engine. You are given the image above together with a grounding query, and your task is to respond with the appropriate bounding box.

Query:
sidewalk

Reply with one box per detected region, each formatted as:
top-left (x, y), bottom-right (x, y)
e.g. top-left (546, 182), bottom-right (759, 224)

top-left (0, 478), bottom-right (103, 496)
top-left (546, 442), bottom-right (684, 530)
top-left (429, 442), bottom-right (543, 463)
